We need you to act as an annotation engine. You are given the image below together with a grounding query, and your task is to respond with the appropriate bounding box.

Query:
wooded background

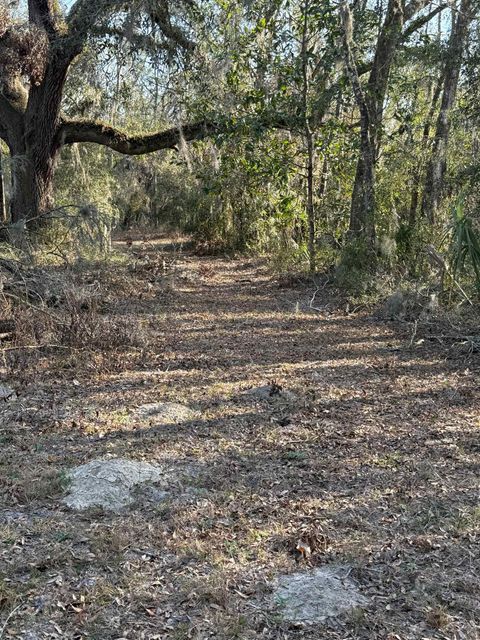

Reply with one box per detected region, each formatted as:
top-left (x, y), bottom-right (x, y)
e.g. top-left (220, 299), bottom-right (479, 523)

top-left (1, 0), bottom-right (480, 296)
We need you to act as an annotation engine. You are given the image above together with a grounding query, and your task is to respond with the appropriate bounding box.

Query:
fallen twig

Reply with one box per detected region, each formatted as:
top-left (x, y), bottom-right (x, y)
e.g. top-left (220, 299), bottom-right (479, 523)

top-left (0, 604), bottom-right (22, 639)
top-left (309, 279), bottom-right (330, 312)
top-left (0, 343), bottom-right (71, 353)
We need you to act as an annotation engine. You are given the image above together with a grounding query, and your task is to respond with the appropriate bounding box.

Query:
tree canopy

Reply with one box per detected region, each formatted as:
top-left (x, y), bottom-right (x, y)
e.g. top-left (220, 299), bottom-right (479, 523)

top-left (1, 0), bottom-right (480, 292)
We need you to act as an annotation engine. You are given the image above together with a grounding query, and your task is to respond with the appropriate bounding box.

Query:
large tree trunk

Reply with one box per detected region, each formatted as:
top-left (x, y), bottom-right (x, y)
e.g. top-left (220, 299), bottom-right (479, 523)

top-left (421, 0), bottom-right (472, 222)
top-left (10, 149), bottom-right (56, 224)
top-left (7, 99), bottom-right (61, 225)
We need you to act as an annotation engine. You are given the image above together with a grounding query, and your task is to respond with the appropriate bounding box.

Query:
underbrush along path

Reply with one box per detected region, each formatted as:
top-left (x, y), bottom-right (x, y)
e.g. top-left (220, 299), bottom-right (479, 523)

top-left (0, 235), bottom-right (478, 639)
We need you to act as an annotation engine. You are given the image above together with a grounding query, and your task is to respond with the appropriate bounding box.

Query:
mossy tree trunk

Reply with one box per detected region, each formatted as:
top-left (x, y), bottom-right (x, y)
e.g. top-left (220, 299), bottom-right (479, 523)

top-left (421, 0), bottom-right (473, 222)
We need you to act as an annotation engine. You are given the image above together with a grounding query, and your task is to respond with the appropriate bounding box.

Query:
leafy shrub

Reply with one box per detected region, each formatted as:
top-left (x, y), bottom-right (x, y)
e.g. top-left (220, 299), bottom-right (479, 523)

top-left (335, 238), bottom-right (378, 294)
top-left (449, 195), bottom-right (480, 292)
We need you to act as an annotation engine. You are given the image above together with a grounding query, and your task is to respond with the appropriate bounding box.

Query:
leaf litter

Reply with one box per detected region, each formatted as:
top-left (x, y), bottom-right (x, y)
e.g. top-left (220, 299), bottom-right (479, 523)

top-left (0, 233), bottom-right (478, 639)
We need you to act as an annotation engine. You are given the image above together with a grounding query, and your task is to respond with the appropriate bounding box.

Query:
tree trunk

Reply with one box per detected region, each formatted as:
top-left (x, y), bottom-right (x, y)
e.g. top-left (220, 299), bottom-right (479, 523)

top-left (408, 74), bottom-right (444, 227)
top-left (422, 0), bottom-right (473, 223)
top-left (421, 0), bottom-right (472, 222)
top-left (341, 0), bottom-right (437, 245)
top-left (301, 0), bottom-right (316, 273)
top-left (349, 135), bottom-right (376, 240)
top-left (306, 130), bottom-right (316, 272)
top-left (346, 0), bottom-right (404, 243)
top-left (9, 148), bottom-right (56, 224)
top-left (0, 150), bottom-right (6, 223)
top-left (3, 50), bottom-right (73, 226)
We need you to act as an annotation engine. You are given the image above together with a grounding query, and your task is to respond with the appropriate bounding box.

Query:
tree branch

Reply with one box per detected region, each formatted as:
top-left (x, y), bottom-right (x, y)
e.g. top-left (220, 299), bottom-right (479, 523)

top-left (402, 3), bottom-right (449, 40)
top-left (148, 0), bottom-right (195, 51)
top-left (90, 25), bottom-right (175, 55)
top-left (67, 0), bottom-right (195, 52)
top-left (339, 2), bottom-right (370, 121)
top-left (28, 0), bottom-right (60, 38)
top-left (404, 0), bottom-right (434, 22)
top-left (60, 119), bottom-right (214, 154)
top-left (67, 0), bottom-right (121, 44)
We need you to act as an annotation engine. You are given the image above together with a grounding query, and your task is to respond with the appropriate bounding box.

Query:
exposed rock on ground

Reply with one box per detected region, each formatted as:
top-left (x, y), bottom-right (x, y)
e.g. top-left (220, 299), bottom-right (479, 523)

top-left (0, 383), bottom-right (17, 401)
top-left (274, 566), bottom-right (368, 624)
top-left (63, 458), bottom-right (167, 512)
top-left (242, 384), bottom-right (297, 402)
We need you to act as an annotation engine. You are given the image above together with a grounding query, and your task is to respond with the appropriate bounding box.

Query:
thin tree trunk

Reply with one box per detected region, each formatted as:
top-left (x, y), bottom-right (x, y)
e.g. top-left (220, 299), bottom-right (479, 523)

top-left (0, 150), bottom-right (6, 223)
top-left (341, 0), bottom-right (433, 245)
top-left (340, 1), bottom-right (379, 244)
top-left (421, 0), bottom-right (472, 222)
top-left (306, 131), bottom-right (316, 272)
top-left (318, 155), bottom-right (328, 199)
top-left (408, 73), bottom-right (444, 226)
top-left (301, 0), bottom-right (316, 272)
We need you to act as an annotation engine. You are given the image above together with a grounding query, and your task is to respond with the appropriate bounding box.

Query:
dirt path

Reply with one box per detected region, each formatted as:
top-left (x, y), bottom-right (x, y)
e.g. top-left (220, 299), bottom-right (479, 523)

top-left (1, 236), bottom-right (479, 639)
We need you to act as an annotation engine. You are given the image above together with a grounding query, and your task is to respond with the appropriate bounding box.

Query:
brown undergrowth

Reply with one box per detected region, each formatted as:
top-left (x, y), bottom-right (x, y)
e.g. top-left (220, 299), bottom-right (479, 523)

top-left (0, 233), bottom-right (478, 639)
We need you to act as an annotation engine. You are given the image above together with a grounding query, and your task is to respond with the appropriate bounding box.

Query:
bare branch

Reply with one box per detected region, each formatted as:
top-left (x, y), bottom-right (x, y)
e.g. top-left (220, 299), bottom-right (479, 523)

top-left (402, 3), bottom-right (450, 40)
top-left (404, 0), bottom-right (435, 22)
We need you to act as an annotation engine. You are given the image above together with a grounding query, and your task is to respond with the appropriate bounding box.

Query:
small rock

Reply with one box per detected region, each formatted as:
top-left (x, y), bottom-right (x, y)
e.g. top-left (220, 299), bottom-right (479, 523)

top-left (135, 402), bottom-right (196, 425)
top-left (274, 566), bottom-right (368, 624)
top-left (63, 458), bottom-right (167, 512)
top-left (135, 484), bottom-right (169, 505)
top-left (243, 385), bottom-right (297, 402)
top-left (0, 383), bottom-right (16, 401)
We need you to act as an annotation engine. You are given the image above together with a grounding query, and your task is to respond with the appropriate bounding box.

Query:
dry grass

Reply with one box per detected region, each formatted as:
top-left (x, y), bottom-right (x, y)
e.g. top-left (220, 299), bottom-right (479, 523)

top-left (0, 232), bottom-right (479, 639)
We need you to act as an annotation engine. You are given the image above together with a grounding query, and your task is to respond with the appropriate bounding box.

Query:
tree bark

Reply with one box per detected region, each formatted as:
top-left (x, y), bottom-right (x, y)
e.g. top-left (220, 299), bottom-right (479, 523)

top-left (408, 74), bottom-right (444, 227)
top-left (421, 0), bottom-right (472, 222)
top-left (9, 148), bottom-right (56, 224)
top-left (0, 150), bottom-right (6, 223)
top-left (300, 0), bottom-right (316, 273)
top-left (341, 0), bottom-right (440, 244)
top-left (340, 1), bottom-right (381, 244)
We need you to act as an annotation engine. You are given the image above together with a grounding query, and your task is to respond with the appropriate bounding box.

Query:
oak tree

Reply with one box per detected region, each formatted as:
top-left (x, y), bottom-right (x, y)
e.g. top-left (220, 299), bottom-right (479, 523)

top-left (0, 0), bottom-right (208, 225)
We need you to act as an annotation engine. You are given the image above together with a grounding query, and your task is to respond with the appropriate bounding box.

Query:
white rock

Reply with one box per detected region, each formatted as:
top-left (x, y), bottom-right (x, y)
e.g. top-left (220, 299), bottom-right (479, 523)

top-left (63, 458), bottom-right (166, 512)
top-left (274, 566), bottom-right (368, 624)
top-left (0, 384), bottom-right (16, 401)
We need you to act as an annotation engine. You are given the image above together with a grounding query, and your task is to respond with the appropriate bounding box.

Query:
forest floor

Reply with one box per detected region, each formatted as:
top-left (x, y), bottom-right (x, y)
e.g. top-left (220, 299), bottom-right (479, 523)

top-left (1, 233), bottom-right (479, 640)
